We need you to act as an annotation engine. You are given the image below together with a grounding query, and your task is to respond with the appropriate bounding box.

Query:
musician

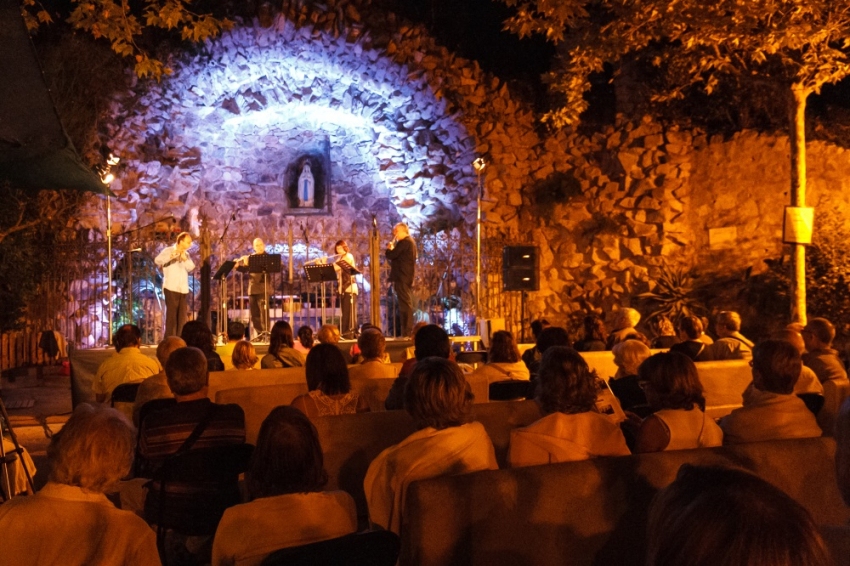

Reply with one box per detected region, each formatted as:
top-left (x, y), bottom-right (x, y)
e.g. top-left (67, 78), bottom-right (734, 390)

top-left (317, 240), bottom-right (358, 338)
top-left (155, 232), bottom-right (195, 337)
top-left (386, 223), bottom-right (417, 337)
top-left (236, 238), bottom-right (272, 338)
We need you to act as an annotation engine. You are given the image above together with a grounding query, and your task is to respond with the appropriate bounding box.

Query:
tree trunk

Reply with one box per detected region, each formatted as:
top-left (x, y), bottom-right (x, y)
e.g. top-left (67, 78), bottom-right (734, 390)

top-left (789, 84), bottom-right (808, 325)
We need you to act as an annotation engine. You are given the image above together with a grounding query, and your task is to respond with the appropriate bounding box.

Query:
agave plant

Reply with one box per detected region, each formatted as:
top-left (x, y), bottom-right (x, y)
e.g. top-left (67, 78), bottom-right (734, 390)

top-left (636, 264), bottom-right (705, 323)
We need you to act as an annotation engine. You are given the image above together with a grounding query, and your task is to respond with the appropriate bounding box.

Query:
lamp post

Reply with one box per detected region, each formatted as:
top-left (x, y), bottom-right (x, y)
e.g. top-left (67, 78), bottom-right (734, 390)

top-left (101, 154), bottom-right (119, 345)
top-left (472, 158), bottom-right (486, 324)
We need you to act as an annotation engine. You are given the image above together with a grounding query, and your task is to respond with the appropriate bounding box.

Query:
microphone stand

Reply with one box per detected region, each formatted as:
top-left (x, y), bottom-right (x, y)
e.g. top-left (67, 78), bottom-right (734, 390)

top-left (217, 212), bottom-right (237, 340)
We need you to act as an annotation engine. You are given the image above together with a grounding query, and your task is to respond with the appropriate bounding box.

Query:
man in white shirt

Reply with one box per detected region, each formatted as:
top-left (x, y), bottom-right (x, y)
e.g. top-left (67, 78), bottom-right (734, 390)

top-left (155, 232), bottom-right (195, 337)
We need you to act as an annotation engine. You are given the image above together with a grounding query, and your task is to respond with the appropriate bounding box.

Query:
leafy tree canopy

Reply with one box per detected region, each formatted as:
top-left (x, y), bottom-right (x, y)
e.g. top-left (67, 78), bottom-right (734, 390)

top-left (22, 0), bottom-right (234, 79)
top-left (501, 0), bottom-right (850, 127)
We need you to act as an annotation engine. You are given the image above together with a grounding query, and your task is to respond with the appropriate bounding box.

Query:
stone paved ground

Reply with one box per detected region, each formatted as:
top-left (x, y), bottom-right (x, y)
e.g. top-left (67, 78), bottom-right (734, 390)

top-left (1, 365), bottom-right (73, 490)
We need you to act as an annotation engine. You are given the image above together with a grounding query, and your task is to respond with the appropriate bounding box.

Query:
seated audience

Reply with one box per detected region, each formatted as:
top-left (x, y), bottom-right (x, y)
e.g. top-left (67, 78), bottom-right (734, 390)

top-left (316, 324), bottom-right (341, 345)
top-left (137, 346), bottom-right (246, 470)
top-left (294, 325), bottom-right (314, 355)
top-left (772, 329), bottom-right (824, 396)
top-left (231, 340), bottom-right (259, 370)
top-left (706, 311), bottom-right (753, 360)
top-left (573, 315), bottom-right (607, 352)
top-left (385, 324), bottom-right (452, 410)
top-left (802, 317), bottom-right (848, 383)
top-left (364, 357), bottom-right (498, 534)
top-left (133, 336), bottom-right (185, 426)
top-left (631, 352), bottom-right (723, 452)
top-left (0, 405), bottom-right (160, 566)
top-left (509, 346), bottom-right (629, 467)
top-left (92, 323), bottom-right (160, 403)
top-left (290, 344), bottom-right (369, 417)
top-left (217, 321), bottom-right (245, 371)
top-left (609, 339), bottom-right (652, 417)
top-left (402, 321), bottom-right (429, 361)
top-left (182, 320), bottom-right (225, 372)
top-left (521, 318), bottom-right (551, 368)
top-left (606, 307), bottom-right (641, 350)
top-left (647, 465), bottom-right (831, 566)
top-left (650, 316), bottom-right (678, 349)
top-left (211, 406), bottom-right (357, 566)
top-left (473, 330), bottom-right (530, 383)
top-left (348, 329), bottom-right (396, 381)
top-left (260, 321), bottom-right (305, 369)
top-left (669, 316), bottom-right (712, 362)
top-left (720, 340), bottom-right (822, 444)
top-left (525, 326), bottom-right (571, 377)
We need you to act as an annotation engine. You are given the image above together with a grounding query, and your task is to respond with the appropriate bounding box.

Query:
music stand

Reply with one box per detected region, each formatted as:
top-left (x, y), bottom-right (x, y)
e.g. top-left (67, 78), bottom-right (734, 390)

top-left (249, 254), bottom-right (282, 342)
top-left (213, 260), bottom-right (237, 339)
top-left (304, 264), bottom-right (337, 328)
top-left (335, 259), bottom-right (361, 337)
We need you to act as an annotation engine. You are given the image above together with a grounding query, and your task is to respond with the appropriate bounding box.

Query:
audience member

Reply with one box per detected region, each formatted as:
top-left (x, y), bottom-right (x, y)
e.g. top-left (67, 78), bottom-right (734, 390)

top-left (0, 405), bottom-right (160, 566)
top-left (521, 318), bottom-right (551, 368)
top-left (606, 307), bottom-right (641, 350)
top-left (385, 324), bottom-right (452, 410)
top-left (211, 406), bottom-right (357, 566)
top-left (133, 336), bottom-right (185, 426)
top-left (261, 321), bottom-right (305, 369)
top-left (630, 352), bottom-right (723, 452)
top-left (573, 315), bottom-right (607, 352)
top-left (92, 323), bottom-right (160, 403)
top-left (364, 357), bottom-right (497, 534)
top-left (772, 329), bottom-right (824, 396)
top-left (509, 346), bottom-right (629, 467)
top-left (294, 325), bottom-right (314, 355)
top-left (348, 329), bottom-right (396, 380)
top-left (231, 340), bottom-right (259, 370)
top-left (181, 320), bottom-right (225, 372)
top-left (706, 311), bottom-right (753, 360)
top-left (802, 317), bottom-right (848, 383)
top-left (720, 340), bottom-right (822, 444)
top-left (647, 465), bottom-right (831, 566)
top-left (217, 321), bottom-right (246, 371)
top-left (669, 316), bottom-right (712, 362)
top-left (402, 321), bottom-right (429, 361)
top-left (609, 339), bottom-right (653, 417)
top-left (316, 324), bottom-right (341, 345)
top-left (473, 330), bottom-right (530, 383)
top-left (525, 326), bottom-right (571, 377)
top-left (137, 346), bottom-right (246, 469)
top-left (650, 316), bottom-right (678, 349)
top-left (290, 344), bottom-right (369, 416)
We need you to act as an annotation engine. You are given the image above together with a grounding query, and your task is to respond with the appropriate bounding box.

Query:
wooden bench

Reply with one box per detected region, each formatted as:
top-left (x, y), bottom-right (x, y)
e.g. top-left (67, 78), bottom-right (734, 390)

top-left (215, 383), bottom-right (309, 445)
top-left (402, 437), bottom-right (850, 566)
top-left (207, 367), bottom-right (306, 400)
top-left (312, 400), bottom-right (543, 527)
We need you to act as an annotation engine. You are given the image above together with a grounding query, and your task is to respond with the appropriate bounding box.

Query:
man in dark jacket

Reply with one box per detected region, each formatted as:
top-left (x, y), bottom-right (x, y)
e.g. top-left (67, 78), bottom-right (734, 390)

top-left (386, 223), bottom-right (417, 337)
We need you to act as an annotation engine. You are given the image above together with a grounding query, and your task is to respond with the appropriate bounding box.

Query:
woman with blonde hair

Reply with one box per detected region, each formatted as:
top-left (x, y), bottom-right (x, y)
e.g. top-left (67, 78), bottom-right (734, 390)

top-left (231, 340), bottom-right (259, 370)
top-left (473, 330), bottom-right (530, 383)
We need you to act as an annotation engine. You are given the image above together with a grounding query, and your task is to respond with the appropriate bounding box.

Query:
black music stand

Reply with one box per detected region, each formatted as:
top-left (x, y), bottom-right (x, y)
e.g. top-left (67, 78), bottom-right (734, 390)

top-left (213, 260), bottom-right (237, 339)
top-left (249, 254), bottom-right (282, 342)
top-left (304, 264), bottom-right (337, 328)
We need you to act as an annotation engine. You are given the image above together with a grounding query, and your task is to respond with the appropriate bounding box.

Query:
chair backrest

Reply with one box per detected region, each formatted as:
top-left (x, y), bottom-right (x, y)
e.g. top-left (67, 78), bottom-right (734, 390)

top-left (693, 360), bottom-right (752, 419)
top-left (312, 400), bottom-right (543, 527)
top-left (488, 380), bottom-right (535, 402)
top-left (134, 397), bottom-right (178, 477)
top-left (215, 383), bottom-right (309, 445)
top-left (144, 443), bottom-right (254, 537)
top-left (207, 367), bottom-right (306, 400)
top-left (403, 437), bottom-right (850, 566)
top-left (455, 351), bottom-right (488, 365)
top-left (349, 377), bottom-right (399, 412)
top-left (260, 530), bottom-right (400, 566)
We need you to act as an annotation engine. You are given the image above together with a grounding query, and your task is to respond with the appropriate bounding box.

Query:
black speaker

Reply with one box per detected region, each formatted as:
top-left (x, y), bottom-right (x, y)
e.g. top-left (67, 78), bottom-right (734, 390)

top-left (502, 246), bottom-right (539, 291)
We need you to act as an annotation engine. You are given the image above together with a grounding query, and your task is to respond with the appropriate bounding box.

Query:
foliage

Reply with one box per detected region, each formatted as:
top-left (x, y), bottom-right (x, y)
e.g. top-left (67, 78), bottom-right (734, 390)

top-left (636, 263), bottom-right (705, 324)
top-left (0, 187), bottom-right (85, 331)
top-left (22, 0), bottom-right (234, 80)
top-left (500, 0), bottom-right (850, 128)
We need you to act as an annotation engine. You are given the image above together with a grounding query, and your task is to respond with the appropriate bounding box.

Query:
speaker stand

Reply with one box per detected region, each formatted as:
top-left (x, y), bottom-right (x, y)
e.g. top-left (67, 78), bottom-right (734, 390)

top-left (520, 290), bottom-right (527, 343)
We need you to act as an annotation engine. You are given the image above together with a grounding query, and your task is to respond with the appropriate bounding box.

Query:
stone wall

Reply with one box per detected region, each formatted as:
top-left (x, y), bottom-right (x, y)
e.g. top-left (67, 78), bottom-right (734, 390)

top-left (85, 0), bottom-right (850, 329)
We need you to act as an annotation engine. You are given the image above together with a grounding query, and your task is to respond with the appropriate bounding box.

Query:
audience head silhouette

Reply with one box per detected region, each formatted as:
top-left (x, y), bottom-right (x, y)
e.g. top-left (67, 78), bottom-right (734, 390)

top-left (638, 352), bottom-right (706, 411)
top-left (537, 346), bottom-right (598, 415)
top-left (404, 357), bottom-right (473, 430)
top-left (752, 339), bottom-right (801, 395)
top-left (536, 326), bottom-right (571, 355)
top-left (488, 331), bottom-right (521, 364)
top-left (414, 324), bottom-right (451, 360)
top-left (165, 346), bottom-right (208, 396)
top-left (269, 320), bottom-right (296, 355)
top-left (305, 343), bottom-right (351, 395)
top-left (113, 324), bottom-right (142, 352)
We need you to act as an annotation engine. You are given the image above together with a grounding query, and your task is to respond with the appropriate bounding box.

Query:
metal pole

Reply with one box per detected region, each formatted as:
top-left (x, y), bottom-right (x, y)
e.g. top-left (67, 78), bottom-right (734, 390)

top-left (370, 215), bottom-right (380, 328)
top-left (476, 172), bottom-right (482, 320)
top-left (106, 195), bottom-right (113, 345)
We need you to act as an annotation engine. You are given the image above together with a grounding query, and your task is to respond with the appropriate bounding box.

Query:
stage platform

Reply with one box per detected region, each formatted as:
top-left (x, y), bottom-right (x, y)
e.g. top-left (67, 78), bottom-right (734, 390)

top-left (69, 338), bottom-right (413, 407)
